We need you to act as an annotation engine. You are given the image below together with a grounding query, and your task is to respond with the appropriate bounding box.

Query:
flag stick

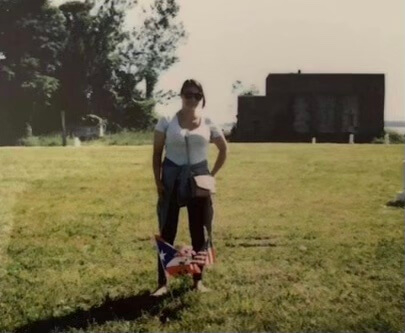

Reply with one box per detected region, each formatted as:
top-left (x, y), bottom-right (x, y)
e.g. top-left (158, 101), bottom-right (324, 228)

top-left (155, 235), bottom-right (175, 298)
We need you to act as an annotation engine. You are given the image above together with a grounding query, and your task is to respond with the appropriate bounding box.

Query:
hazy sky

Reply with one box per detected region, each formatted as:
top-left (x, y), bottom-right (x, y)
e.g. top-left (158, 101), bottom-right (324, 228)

top-left (54, 0), bottom-right (404, 125)
top-left (131, 0), bottom-right (404, 125)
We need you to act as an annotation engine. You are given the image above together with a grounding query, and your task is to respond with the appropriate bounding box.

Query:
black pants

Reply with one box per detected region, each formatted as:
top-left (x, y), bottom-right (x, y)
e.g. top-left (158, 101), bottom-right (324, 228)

top-left (158, 186), bottom-right (213, 285)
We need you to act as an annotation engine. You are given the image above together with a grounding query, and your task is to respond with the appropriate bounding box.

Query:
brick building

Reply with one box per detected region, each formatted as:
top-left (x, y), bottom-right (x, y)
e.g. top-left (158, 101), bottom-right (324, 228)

top-left (234, 73), bottom-right (385, 143)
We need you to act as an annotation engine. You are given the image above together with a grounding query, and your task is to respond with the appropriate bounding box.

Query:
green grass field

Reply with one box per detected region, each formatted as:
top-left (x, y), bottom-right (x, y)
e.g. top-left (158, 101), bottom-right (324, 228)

top-left (0, 144), bottom-right (403, 332)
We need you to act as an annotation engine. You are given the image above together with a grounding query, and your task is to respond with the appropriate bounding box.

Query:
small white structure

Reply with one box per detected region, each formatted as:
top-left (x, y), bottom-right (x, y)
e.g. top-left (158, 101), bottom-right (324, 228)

top-left (388, 160), bottom-right (405, 207)
top-left (396, 191), bottom-right (405, 203)
top-left (395, 160), bottom-right (405, 203)
top-left (73, 137), bottom-right (81, 147)
top-left (384, 133), bottom-right (390, 145)
top-left (72, 114), bottom-right (106, 140)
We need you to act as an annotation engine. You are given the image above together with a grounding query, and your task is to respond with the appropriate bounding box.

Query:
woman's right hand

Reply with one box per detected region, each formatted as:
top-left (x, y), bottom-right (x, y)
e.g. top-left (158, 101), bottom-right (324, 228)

top-left (156, 180), bottom-right (165, 199)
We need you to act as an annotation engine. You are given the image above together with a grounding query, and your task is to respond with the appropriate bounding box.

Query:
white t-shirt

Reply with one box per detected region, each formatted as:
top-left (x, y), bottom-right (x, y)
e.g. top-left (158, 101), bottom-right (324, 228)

top-left (155, 113), bottom-right (223, 165)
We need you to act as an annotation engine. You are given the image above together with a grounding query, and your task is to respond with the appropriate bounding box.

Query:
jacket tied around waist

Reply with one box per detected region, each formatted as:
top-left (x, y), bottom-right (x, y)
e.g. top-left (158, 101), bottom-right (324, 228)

top-left (157, 158), bottom-right (211, 231)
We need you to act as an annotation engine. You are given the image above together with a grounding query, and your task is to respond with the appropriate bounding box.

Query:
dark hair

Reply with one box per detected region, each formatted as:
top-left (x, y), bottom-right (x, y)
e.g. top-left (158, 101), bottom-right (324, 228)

top-left (180, 79), bottom-right (206, 108)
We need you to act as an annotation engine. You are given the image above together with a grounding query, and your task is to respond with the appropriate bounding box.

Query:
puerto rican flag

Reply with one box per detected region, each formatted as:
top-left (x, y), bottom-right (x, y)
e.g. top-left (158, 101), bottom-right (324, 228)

top-left (155, 235), bottom-right (201, 277)
top-left (155, 235), bottom-right (215, 277)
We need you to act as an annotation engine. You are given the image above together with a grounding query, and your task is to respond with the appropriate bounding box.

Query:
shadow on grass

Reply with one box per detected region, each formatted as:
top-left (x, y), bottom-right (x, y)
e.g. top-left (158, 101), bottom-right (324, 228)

top-left (386, 199), bottom-right (405, 208)
top-left (14, 289), bottom-right (187, 333)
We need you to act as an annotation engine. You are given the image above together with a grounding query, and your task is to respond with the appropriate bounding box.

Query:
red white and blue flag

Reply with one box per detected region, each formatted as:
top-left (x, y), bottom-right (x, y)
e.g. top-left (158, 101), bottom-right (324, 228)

top-left (155, 235), bottom-right (215, 278)
top-left (192, 238), bottom-right (215, 267)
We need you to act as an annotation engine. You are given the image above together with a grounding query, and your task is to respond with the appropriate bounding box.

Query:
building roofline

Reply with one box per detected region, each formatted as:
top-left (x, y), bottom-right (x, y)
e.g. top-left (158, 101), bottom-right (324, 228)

top-left (266, 73), bottom-right (385, 80)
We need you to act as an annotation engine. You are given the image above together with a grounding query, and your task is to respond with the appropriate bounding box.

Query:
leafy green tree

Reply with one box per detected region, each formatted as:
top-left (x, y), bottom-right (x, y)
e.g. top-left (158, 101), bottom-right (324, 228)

top-left (123, 0), bottom-right (186, 99)
top-left (57, 0), bottom-right (176, 129)
top-left (57, 1), bottom-right (98, 126)
top-left (232, 80), bottom-right (260, 96)
top-left (0, 0), bottom-right (186, 144)
top-left (0, 0), bottom-right (67, 143)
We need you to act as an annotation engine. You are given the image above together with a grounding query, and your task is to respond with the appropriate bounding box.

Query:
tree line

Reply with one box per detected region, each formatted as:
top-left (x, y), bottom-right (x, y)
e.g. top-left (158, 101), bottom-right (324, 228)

top-left (0, 0), bottom-right (185, 145)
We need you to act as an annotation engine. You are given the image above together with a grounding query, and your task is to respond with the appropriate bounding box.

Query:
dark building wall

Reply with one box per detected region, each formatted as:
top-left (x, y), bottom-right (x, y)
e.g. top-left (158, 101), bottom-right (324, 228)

top-left (234, 73), bottom-right (384, 142)
top-left (235, 95), bottom-right (293, 142)
top-left (266, 74), bottom-right (384, 95)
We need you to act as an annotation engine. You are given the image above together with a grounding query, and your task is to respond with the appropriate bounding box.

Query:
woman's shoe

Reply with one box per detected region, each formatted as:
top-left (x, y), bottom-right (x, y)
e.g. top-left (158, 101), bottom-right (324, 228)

top-left (151, 285), bottom-right (168, 297)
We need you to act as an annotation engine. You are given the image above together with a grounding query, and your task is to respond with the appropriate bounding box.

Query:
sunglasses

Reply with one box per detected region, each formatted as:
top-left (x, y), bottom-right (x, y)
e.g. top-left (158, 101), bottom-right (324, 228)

top-left (183, 92), bottom-right (203, 101)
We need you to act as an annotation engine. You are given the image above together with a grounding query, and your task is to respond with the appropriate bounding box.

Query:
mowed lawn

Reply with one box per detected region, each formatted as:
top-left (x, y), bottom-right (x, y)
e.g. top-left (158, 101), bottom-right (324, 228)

top-left (0, 144), bottom-right (403, 332)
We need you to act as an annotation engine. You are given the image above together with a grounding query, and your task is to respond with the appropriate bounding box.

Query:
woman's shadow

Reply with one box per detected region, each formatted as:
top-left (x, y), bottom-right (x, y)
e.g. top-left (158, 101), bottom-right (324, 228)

top-left (14, 289), bottom-right (186, 333)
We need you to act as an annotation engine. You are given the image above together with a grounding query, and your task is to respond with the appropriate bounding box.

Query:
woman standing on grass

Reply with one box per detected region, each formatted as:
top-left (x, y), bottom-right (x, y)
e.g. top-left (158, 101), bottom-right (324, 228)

top-left (152, 79), bottom-right (228, 296)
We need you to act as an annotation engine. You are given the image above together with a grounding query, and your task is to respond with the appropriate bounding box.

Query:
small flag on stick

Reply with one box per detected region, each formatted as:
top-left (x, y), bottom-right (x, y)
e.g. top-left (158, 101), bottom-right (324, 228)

top-left (204, 237), bottom-right (215, 266)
